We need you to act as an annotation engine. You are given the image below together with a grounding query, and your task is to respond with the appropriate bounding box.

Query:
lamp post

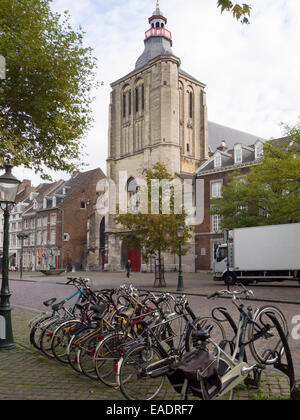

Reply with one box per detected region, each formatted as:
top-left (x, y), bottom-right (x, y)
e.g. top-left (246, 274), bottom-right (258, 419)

top-left (176, 225), bottom-right (184, 292)
top-left (0, 164), bottom-right (21, 349)
top-left (17, 232), bottom-right (29, 280)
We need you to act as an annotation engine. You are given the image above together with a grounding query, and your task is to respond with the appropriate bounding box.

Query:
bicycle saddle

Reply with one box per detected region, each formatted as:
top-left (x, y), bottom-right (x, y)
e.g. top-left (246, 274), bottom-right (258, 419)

top-left (192, 325), bottom-right (213, 343)
top-left (43, 298), bottom-right (56, 307)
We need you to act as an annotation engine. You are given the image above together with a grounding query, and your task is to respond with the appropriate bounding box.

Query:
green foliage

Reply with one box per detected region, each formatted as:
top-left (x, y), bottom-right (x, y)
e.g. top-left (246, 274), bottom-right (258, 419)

top-left (217, 0), bottom-right (251, 24)
top-left (211, 120), bottom-right (300, 229)
top-left (0, 0), bottom-right (98, 178)
top-left (115, 163), bottom-right (191, 284)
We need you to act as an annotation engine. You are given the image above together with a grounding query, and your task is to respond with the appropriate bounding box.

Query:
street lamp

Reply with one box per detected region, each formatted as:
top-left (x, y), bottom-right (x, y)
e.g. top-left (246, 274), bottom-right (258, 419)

top-left (176, 224), bottom-right (184, 292)
top-left (0, 164), bottom-right (21, 349)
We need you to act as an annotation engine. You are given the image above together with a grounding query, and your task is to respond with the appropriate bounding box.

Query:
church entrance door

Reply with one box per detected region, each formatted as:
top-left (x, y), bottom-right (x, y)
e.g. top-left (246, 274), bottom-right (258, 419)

top-left (127, 248), bottom-right (141, 272)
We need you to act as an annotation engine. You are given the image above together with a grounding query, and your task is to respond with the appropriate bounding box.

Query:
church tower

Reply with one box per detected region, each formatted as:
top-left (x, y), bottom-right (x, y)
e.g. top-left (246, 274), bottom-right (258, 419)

top-left (105, 1), bottom-right (209, 272)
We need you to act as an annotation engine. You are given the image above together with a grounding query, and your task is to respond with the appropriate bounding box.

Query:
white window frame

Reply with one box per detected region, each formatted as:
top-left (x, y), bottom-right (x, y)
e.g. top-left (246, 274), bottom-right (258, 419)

top-left (50, 213), bottom-right (57, 226)
top-left (234, 145), bottom-right (243, 164)
top-left (211, 181), bottom-right (222, 198)
top-left (50, 229), bottom-right (56, 245)
top-left (255, 142), bottom-right (264, 159)
top-left (211, 214), bottom-right (221, 233)
top-left (214, 152), bottom-right (222, 168)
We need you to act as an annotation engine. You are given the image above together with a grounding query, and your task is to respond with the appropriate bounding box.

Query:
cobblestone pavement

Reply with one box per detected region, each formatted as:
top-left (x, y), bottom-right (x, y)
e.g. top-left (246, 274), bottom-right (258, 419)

top-left (0, 271), bottom-right (299, 401)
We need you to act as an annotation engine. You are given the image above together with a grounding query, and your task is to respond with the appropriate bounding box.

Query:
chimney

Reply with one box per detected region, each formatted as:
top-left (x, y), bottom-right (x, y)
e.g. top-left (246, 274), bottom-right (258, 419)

top-left (217, 141), bottom-right (227, 152)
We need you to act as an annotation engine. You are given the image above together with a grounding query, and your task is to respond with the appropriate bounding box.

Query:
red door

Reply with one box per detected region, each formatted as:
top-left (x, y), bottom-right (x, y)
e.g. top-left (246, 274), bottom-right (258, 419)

top-left (127, 248), bottom-right (141, 272)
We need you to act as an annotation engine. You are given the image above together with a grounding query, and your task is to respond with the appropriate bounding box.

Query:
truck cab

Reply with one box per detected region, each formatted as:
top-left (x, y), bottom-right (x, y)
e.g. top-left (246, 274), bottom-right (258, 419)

top-left (213, 244), bottom-right (230, 281)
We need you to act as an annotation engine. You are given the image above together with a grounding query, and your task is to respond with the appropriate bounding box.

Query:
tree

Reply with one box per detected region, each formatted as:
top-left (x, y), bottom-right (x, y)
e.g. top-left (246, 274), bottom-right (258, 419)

top-left (0, 0), bottom-right (98, 179)
top-left (115, 163), bottom-right (191, 287)
top-left (211, 121), bottom-right (300, 229)
top-left (217, 0), bottom-right (251, 24)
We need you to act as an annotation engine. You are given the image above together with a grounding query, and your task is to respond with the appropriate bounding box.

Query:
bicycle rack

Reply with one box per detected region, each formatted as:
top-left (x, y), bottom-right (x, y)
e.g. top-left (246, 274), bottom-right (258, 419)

top-left (265, 312), bottom-right (300, 400)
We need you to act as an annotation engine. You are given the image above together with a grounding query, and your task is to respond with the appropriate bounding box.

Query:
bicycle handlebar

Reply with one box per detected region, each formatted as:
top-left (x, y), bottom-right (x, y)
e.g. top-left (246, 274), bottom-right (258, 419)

top-left (208, 287), bottom-right (254, 300)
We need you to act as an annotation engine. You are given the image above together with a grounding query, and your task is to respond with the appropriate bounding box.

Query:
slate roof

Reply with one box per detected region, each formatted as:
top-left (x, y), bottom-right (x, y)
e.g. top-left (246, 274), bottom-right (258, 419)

top-left (208, 121), bottom-right (265, 154)
top-left (135, 36), bottom-right (175, 70)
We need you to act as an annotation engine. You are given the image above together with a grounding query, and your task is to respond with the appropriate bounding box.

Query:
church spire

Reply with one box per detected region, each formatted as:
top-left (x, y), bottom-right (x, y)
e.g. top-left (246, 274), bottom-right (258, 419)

top-left (135, 2), bottom-right (174, 70)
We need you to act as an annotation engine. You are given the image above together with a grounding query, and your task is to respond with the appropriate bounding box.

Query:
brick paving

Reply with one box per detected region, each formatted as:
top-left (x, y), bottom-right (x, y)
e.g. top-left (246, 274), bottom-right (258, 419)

top-left (0, 272), bottom-right (299, 401)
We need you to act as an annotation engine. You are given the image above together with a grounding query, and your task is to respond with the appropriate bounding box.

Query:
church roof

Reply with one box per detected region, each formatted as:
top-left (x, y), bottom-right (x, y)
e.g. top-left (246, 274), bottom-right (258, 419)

top-left (135, 36), bottom-right (176, 70)
top-left (207, 121), bottom-right (265, 153)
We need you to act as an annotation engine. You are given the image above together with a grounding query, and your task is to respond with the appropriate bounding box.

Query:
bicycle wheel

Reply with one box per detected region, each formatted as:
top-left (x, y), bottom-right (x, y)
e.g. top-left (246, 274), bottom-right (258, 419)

top-left (29, 314), bottom-right (53, 350)
top-left (51, 319), bottom-right (83, 364)
top-left (77, 333), bottom-right (105, 380)
top-left (185, 317), bottom-right (227, 353)
top-left (249, 306), bottom-right (288, 365)
top-left (94, 331), bottom-right (134, 387)
top-left (39, 317), bottom-right (67, 358)
top-left (118, 344), bottom-right (166, 400)
top-left (67, 327), bottom-right (98, 373)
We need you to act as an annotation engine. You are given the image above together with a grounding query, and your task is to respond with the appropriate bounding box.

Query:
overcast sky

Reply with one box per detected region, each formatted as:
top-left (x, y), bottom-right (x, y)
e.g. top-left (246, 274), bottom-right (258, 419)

top-left (14, 0), bottom-right (300, 185)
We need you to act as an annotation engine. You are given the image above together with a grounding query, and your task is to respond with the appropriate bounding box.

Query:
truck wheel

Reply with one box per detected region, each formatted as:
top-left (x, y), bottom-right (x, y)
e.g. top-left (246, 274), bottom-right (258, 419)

top-left (223, 272), bottom-right (236, 286)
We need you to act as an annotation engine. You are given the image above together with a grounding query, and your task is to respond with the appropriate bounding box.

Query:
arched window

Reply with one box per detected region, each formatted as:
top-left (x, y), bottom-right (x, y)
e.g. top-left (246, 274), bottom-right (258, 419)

top-left (135, 87), bottom-right (139, 113)
top-left (156, 22), bottom-right (160, 27)
top-left (188, 90), bottom-right (193, 118)
top-left (134, 79), bottom-right (144, 115)
top-left (123, 94), bottom-right (126, 118)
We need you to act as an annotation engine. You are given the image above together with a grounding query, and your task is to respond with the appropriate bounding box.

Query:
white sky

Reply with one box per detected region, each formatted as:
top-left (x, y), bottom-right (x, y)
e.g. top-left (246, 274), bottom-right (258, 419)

top-left (14, 0), bottom-right (300, 185)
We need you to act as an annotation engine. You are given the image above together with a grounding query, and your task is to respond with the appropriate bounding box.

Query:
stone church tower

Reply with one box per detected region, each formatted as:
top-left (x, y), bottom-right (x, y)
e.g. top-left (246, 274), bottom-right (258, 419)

top-left (92, 2), bottom-right (209, 272)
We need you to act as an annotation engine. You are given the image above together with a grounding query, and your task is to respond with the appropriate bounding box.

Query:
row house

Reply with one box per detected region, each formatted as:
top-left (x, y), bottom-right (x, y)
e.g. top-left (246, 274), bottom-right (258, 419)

top-left (20, 168), bottom-right (105, 272)
top-left (0, 179), bottom-right (34, 269)
top-left (194, 138), bottom-right (265, 271)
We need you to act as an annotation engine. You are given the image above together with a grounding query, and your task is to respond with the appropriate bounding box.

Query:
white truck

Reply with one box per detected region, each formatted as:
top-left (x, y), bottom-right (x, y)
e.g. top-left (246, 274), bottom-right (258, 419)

top-left (213, 223), bottom-right (300, 285)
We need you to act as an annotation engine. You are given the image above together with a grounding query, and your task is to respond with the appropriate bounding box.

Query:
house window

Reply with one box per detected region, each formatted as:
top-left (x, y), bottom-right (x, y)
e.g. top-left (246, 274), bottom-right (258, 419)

top-left (24, 219), bottom-right (29, 230)
top-left (80, 201), bottom-right (86, 209)
top-left (42, 216), bottom-right (48, 227)
top-left (214, 153), bottom-right (222, 168)
top-left (37, 231), bottom-right (42, 246)
top-left (142, 85), bottom-right (144, 111)
top-left (211, 182), bottom-right (222, 198)
top-left (37, 218), bottom-right (42, 228)
top-left (50, 229), bottom-right (56, 245)
top-left (212, 214), bottom-right (221, 233)
top-left (42, 231), bottom-right (47, 245)
top-left (255, 142), bottom-right (264, 159)
top-left (234, 145), bottom-right (243, 164)
top-left (50, 214), bottom-right (56, 225)
top-left (30, 233), bottom-right (35, 246)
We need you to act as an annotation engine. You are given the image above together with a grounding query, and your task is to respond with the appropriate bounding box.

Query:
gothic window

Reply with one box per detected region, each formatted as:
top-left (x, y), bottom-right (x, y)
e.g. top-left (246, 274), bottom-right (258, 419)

top-left (123, 94), bottom-right (126, 118)
top-left (189, 91), bottom-right (193, 118)
top-left (142, 85), bottom-right (144, 111)
top-left (128, 91), bottom-right (131, 115)
top-left (135, 87), bottom-right (139, 113)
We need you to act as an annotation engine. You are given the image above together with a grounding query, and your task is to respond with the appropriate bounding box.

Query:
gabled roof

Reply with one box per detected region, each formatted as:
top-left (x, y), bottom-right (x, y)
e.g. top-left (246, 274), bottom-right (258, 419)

top-left (208, 121), bottom-right (265, 154)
